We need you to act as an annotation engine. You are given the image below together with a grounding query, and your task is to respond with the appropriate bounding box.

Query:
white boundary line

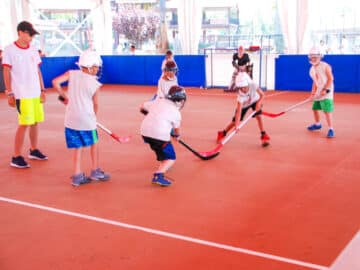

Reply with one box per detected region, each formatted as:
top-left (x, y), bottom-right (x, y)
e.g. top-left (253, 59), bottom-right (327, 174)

top-left (0, 196), bottom-right (328, 270)
top-left (329, 230), bottom-right (360, 270)
top-left (187, 90), bottom-right (289, 97)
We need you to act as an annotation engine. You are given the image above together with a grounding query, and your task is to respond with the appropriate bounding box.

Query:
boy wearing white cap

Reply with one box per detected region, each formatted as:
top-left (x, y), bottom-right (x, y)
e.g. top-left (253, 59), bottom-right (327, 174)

top-left (52, 50), bottom-right (110, 186)
top-left (217, 73), bottom-right (270, 146)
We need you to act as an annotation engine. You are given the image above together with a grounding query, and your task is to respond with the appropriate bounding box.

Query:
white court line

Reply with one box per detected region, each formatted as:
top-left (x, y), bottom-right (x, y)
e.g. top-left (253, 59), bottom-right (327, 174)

top-left (187, 90), bottom-right (289, 97)
top-left (0, 196), bottom-right (328, 270)
top-left (329, 230), bottom-right (360, 270)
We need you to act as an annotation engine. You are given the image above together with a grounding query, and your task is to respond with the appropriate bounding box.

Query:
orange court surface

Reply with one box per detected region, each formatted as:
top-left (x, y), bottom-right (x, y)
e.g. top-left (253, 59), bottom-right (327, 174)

top-left (1, 85), bottom-right (359, 270)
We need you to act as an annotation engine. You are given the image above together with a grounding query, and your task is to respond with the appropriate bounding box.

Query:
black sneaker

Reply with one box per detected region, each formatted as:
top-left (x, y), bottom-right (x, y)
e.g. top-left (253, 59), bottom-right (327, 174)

top-left (10, 156), bottom-right (30, 168)
top-left (29, 149), bottom-right (48, 160)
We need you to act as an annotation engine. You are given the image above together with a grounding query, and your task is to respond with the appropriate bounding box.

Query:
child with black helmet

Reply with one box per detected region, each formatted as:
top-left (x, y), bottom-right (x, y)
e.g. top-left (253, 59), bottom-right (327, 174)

top-left (140, 85), bottom-right (186, 187)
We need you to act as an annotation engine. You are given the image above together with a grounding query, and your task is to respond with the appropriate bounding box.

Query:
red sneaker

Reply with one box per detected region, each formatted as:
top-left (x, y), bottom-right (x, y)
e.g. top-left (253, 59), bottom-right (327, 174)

top-left (261, 133), bottom-right (270, 147)
top-left (217, 131), bottom-right (225, 143)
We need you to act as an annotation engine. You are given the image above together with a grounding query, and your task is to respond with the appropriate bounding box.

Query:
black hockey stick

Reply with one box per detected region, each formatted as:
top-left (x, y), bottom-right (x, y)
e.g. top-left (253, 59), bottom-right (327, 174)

top-left (178, 139), bottom-right (220, 160)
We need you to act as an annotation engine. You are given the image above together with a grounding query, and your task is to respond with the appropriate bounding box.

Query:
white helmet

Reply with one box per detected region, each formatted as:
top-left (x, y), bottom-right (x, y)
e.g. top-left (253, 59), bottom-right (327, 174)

top-left (78, 50), bottom-right (102, 68)
top-left (308, 46), bottom-right (323, 65)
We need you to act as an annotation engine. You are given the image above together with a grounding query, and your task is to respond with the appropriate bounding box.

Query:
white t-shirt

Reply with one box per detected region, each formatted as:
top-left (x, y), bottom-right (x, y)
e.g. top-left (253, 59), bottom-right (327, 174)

top-left (2, 42), bottom-right (41, 98)
top-left (156, 77), bottom-right (178, 98)
top-left (64, 70), bottom-right (102, 130)
top-left (309, 61), bottom-right (334, 101)
top-left (140, 98), bottom-right (181, 141)
top-left (236, 82), bottom-right (260, 108)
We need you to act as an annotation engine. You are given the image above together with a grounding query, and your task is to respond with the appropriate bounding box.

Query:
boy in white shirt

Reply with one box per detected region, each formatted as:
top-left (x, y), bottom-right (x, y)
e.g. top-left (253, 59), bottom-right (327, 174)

top-left (140, 85), bottom-right (186, 187)
top-left (217, 73), bottom-right (270, 146)
top-left (2, 21), bottom-right (47, 168)
top-left (155, 60), bottom-right (178, 99)
top-left (52, 50), bottom-right (110, 186)
top-left (307, 47), bottom-right (335, 138)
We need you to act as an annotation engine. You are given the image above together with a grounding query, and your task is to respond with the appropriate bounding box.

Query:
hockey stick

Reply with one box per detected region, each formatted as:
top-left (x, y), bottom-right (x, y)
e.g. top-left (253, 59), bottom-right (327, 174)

top-left (262, 98), bottom-right (311, 118)
top-left (194, 111), bottom-right (257, 158)
top-left (262, 90), bottom-right (330, 118)
top-left (96, 122), bottom-right (131, 144)
top-left (178, 139), bottom-right (220, 160)
top-left (58, 95), bottom-right (131, 143)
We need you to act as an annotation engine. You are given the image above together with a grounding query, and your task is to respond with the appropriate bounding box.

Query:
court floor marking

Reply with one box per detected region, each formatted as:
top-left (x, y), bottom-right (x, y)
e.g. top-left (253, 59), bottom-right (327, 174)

top-left (186, 90), bottom-right (289, 97)
top-left (329, 230), bottom-right (360, 270)
top-left (1, 196), bottom-right (328, 270)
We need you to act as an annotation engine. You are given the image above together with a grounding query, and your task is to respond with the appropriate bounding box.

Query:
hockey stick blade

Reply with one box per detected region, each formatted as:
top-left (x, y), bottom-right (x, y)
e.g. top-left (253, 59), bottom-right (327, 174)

top-left (179, 140), bottom-right (220, 160)
top-left (262, 111), bottom-right (285, 118)
top-left (58, 95), bottom-right (130, 143)
top-left (205, 111), bottom-right (257, 154)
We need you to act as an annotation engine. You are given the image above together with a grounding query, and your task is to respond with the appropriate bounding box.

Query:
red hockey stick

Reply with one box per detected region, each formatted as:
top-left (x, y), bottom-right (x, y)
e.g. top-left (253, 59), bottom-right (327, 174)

top-left (96, 122), bottom-right (131, 144)
top-left (196, 111), bottom-right (257, 157)
top-left (58, 95), bottom-right (130, 143)
top-left (262, 90), bottom-right (330, 118)
top-left (262, 98), bottom-right (311, 118)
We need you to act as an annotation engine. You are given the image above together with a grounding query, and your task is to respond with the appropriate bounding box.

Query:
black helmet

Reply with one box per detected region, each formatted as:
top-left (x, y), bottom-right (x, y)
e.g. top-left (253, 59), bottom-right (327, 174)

top-left (166, 85), bottom-right (186, 102)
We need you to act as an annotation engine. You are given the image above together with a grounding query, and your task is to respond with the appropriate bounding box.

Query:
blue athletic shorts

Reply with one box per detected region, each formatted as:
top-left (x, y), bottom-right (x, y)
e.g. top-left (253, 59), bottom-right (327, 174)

top-left (142, 136), bottom-right (176, 161)
top-left (65, 127), bottom-right (99, 149)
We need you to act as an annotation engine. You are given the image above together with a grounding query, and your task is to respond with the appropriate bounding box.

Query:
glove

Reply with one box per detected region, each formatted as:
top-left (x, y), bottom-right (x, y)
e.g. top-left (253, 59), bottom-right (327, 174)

top-left (170, 131), bottom-right (180, 140)
top-left (58, 95), bottom-right (68, 105)
top-left (140, 108), bottom-right (148, 115)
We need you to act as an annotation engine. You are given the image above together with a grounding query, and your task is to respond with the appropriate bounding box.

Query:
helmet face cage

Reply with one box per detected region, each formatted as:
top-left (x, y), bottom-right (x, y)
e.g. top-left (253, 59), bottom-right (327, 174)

top-left (308, 54), bottom-right (322, 65)
top-left (164, 66), bottom-right (178, 73)
top-left (308, 47), bottom-right (323, 65)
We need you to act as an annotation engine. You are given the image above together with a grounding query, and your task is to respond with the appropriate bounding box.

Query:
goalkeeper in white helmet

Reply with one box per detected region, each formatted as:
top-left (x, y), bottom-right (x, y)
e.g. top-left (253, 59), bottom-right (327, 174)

top-left (307, 47), bottom-right (335, 138)
top-left (52, 50), bottom-right (110, 186)
top-left (217, 72), bottom-right (270, 147)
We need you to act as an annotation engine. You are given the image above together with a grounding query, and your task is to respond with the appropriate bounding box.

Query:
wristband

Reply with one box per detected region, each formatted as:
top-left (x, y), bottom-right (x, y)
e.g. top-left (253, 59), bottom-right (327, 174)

top-left (6, 92), bottom-right (14, 97)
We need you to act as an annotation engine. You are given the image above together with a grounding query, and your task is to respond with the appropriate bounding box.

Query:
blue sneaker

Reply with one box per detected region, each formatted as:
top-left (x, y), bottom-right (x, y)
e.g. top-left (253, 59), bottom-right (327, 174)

top-left (71, 173), bottom-right (91, 187)
top-left (307, 124), bottom-right (322, 131)
top-left (327, 129), bottom-right (335, 138)
top-left (90, 168), bottom-right (110, 181)
top-left (152, 173), bottom-right (171, 187)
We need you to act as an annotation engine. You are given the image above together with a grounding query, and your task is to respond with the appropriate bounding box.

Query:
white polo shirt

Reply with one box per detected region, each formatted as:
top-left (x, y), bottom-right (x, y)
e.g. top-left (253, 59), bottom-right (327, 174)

top-left (2, 42), bottom-right (41, 98)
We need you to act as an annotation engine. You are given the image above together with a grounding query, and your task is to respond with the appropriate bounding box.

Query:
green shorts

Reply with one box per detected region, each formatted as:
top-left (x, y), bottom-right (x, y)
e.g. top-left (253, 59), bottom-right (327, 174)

top-left (16, 97), bottom-right (44, 125)
top-left (312, 99), bottom-right (334, 113)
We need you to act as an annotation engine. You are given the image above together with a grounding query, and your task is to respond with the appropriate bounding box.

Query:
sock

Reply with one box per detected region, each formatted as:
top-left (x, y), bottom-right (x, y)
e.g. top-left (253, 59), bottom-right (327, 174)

top-left (315, 122), bottom-right (321, 126)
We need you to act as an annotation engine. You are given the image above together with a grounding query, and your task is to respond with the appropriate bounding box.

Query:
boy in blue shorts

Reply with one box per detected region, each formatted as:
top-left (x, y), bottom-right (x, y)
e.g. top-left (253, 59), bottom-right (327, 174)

top-left (2, 21), bottom-right (48, 168)
top-left (52, 50), bottom-right (110, 186)
top-left (307, 47), bottom-right (335, 138)
top-left (140, 85), bottom-right (186, 187)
